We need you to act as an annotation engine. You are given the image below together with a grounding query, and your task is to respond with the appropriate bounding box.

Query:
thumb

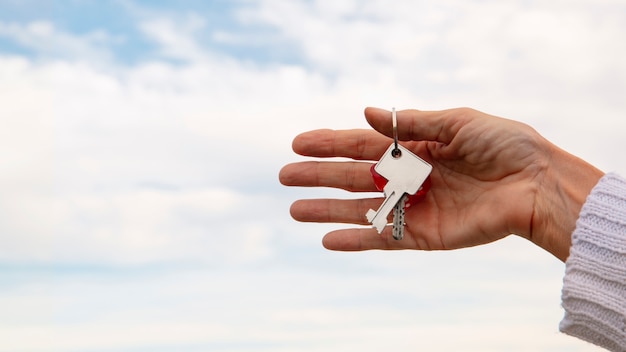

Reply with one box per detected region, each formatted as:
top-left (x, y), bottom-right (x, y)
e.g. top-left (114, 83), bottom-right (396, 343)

top-left (364, 106), bottom-right (458, 144)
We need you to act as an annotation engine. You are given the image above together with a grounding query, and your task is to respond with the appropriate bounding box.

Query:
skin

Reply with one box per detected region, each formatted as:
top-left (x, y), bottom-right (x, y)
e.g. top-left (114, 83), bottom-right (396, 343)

top-left (279, 107), bottom-right (604, 262)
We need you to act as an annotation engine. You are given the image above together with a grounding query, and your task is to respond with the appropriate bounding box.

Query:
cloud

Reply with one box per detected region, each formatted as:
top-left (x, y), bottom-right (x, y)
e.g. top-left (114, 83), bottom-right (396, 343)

top-left (138, 14), bottom-right (210, 63)
top-left (239, 0), bottom-right (626, 95)
top-left (0, 248), bottom-right (577, 351)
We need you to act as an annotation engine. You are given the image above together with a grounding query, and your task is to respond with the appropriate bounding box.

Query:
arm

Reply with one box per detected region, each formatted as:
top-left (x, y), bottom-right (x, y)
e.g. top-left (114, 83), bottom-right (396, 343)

top-left (279, 107), bottom-right (604, 261)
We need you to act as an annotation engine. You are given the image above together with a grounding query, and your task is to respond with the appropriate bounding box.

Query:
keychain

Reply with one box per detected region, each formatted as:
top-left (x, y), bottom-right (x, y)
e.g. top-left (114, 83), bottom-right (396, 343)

top-left (365, 108), bottom-right (432, 240)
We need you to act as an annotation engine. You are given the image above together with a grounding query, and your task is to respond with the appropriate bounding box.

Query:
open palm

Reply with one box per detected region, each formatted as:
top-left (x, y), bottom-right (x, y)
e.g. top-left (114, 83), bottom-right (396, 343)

top-left (280, 107), bottom-right (602, 261)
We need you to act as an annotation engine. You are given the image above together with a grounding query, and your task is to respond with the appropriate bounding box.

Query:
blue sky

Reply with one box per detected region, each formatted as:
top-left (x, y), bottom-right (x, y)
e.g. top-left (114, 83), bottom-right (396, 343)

top-left (0, 1), bottom-right (249, 63)
top-left (1, 0), bottom-right (624, 351)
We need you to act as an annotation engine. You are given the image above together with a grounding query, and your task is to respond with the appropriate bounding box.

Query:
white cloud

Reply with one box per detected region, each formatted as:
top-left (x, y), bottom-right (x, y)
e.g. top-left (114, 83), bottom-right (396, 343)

top-left (0, 252), bottom-right (589, 351)
top-left (0, 187), bottom-right (252, 263)
top-left (138, 15), bottom-right (210, 63)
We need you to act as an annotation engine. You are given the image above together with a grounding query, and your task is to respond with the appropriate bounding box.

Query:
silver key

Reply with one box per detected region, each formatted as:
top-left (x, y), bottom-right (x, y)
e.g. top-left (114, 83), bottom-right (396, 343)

top-left (366, 143), bottom-right (432, 234)
top-left (393, 194), bottom-right (409, 240)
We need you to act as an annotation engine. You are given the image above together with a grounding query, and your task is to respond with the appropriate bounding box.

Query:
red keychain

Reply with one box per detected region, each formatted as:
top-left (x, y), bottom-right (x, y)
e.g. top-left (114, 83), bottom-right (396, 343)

top-left (365, 107), bottom-right (433, 240)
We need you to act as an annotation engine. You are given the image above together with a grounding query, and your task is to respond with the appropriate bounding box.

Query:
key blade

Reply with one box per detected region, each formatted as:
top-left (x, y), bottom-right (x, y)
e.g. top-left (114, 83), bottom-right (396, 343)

top-left (392, 194), bottom-right (408, 240)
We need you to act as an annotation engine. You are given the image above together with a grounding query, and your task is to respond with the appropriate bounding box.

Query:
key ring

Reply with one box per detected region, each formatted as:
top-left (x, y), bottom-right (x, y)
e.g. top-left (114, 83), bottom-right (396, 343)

top-left (391, 107), bottom-right (401, 158)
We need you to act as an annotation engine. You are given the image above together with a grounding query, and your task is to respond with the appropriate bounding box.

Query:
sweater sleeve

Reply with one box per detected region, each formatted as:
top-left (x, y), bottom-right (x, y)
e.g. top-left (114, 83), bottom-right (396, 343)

top-left (560, 172), bottom-right (626, 352)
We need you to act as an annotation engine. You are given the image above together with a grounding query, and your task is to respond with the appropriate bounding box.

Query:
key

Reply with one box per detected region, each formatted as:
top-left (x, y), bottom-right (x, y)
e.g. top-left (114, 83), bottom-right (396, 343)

top-left (392, 194), bottom-right (408, 240)
top-left (365, 143), bottom-right (432, 234)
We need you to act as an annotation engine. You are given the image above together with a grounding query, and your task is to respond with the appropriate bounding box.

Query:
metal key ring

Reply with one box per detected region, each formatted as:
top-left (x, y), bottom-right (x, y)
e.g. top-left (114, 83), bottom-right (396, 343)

top-left (392, 107), bottom-right (401, 158)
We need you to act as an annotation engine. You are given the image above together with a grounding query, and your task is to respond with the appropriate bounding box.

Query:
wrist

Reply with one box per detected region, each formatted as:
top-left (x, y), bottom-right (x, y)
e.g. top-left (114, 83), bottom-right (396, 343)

top-left (531, 143), bottom-right (604, 262)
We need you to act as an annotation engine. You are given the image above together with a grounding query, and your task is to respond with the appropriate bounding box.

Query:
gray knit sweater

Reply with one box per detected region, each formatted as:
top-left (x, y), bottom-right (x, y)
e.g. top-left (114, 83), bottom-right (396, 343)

top-left (560, 173), bottom-right (626, 351)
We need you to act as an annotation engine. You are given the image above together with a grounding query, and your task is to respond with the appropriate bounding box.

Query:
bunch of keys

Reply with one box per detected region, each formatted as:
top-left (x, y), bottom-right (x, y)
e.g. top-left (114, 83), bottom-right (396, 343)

top-left (365, 108), bottom-right (433, 240)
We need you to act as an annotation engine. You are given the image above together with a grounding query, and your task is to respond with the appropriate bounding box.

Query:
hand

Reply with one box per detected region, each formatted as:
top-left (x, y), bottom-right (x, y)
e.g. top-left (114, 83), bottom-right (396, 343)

top-left (279, 107), bottom-right (603, 261)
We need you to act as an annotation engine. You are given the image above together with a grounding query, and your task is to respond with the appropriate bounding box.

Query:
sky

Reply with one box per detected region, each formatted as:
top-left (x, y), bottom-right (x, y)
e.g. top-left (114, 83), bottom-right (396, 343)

top-left (0, 0), bottom-right (625, 351)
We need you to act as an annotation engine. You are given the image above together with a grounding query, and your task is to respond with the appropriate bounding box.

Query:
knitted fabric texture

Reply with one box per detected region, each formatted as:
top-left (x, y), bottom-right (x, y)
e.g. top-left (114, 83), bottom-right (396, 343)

top-left (561, 173), bottom-right (626, 352)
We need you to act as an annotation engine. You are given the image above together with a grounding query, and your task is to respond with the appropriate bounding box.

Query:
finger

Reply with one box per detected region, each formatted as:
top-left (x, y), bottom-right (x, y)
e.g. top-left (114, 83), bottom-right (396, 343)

top-left (364, 106), bottom-right (471, 145)
top-left (290, 198), bottom-right (383, 224)
top-left (322, 228), bottom-right (416, 251)
top-left (292, 128), bottom-right (392, 160)
top-left (279, 161), bottom-right (378, 192)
